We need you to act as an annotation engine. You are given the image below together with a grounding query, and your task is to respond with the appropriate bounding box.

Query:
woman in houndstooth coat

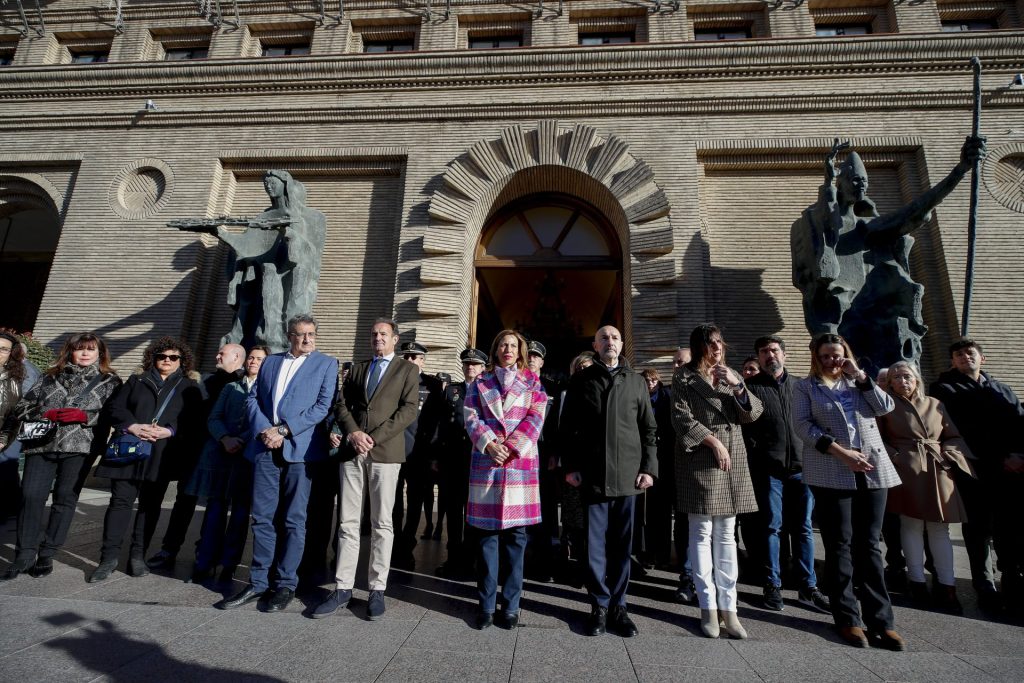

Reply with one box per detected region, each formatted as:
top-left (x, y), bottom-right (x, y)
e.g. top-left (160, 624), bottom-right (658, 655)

top-left (672, 324), bottom-right (763, 639)
top-left (463, 329), bottom-right (547, 629)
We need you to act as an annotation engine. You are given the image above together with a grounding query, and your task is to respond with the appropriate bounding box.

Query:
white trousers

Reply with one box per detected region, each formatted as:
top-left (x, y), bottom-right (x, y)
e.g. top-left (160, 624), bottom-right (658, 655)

top-left (335, 455), bottom-right (402, 591)
top-left (900, 515), bottom-right (955, 586)
top-left (688, 514), bottom-right (738, 612)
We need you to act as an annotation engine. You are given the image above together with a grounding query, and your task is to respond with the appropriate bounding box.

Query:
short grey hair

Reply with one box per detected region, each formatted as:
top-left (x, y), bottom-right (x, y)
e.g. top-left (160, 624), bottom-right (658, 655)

top-left (373, 317), bottom-right (400, 336)
top-left (288, 313), bottom-right (319, 334)
top-left (886, 361), bottom-right (923, 401)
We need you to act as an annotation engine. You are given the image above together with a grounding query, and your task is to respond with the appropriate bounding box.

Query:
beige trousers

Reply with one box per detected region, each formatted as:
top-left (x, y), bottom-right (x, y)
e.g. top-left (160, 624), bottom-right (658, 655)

top-left (334, 454), bottom-right (402, 591)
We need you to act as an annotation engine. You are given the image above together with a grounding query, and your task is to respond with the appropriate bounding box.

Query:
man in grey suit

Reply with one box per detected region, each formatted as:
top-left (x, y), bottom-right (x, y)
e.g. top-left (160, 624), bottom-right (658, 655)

top-left (217, 314), bottom-right (338, 613)
top-left (312, 318), bottom-right (419, 620)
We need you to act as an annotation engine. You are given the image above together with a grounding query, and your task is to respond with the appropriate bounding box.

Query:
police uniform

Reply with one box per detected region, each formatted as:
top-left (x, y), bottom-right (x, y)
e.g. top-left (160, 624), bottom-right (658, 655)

top-left (525, 341), bottom-right (563, 581)
top-left (394, 342), bottom-right (444, 566)
top-left (436, 348), bottom-right (487, 578)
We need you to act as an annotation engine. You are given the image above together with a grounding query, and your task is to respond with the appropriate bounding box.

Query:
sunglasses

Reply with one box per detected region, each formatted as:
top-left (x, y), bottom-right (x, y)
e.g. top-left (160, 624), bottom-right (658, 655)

top-left (155, 354), bottom-right (181, 362)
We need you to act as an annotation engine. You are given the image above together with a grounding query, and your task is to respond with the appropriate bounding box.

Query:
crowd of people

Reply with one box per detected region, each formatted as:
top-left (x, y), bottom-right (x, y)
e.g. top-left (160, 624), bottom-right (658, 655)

top-left (0, 318), bottom-right (1022, 649)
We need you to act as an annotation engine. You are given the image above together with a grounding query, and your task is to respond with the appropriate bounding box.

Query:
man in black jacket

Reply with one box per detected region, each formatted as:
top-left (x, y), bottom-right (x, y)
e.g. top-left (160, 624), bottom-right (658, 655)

top-left (930, 338), bottom-right (1024, 612)
top-left (147, 343), bottom-right (245, 572)
top-left (434, 348), bottom-right (487, 580)
top-left (563, 325), bottom-right (657, 637)
top-left (742, 335), bottom-right (830, 614)
top-left (393, 342), bottom-right (444, 569)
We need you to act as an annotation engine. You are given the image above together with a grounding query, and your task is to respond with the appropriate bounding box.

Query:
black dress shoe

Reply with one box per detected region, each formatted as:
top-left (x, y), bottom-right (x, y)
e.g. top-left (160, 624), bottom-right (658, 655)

top-left (476, 611), bottom-right (494, 630)
top-left (1, 560), bottom-right (32, 581)
top-left (145, 550), bottom-right (176, 570)
top-left (609, 605), bottom-right (638, 637)
top-left (501, 612), bottom-right (519, 629)
top-left (216, 584), bottom-right (264, 610)
top-left (88, 560), bottom-right (118, 583)
top-left (29, 558), bottom-right (53, 578)
top-left (262, 587), bottom-right (295, 613)
top-left (128, 558), bottom-right (149, 577)
top-left (587, 606), bottom-right (608, 636)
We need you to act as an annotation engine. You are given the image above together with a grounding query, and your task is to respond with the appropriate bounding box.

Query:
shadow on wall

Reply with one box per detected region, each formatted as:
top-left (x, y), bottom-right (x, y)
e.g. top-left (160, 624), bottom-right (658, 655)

top-left (683, 232), bottom-right (785, 364)
top-left (93, 243), bottom-right (199, 368)
top-left (348, 177), bottom-right (405, 359)
top-left (39, 612), bottom-right (286, 681)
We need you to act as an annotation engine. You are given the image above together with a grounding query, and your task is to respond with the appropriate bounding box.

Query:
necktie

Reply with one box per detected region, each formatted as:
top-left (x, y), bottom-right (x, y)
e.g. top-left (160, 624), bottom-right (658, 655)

top-left (367, 358), bottom-right (385, 398)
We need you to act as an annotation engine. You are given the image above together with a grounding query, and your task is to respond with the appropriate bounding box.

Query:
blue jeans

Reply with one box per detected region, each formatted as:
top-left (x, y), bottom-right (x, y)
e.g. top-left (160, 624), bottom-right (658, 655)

top-left (249, 450), bottom-right (313, 592)
top-left (754, 471), bottom-right (817, 589)
top-left (477, 526), bottom-right (527, 615)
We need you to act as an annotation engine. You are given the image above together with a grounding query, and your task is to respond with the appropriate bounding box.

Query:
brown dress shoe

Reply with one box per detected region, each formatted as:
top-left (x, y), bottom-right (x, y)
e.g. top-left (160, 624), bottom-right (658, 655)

top-left (838, 626), bottom-right (869, 648)
top-left (869, 629), bottom-right (906, 651)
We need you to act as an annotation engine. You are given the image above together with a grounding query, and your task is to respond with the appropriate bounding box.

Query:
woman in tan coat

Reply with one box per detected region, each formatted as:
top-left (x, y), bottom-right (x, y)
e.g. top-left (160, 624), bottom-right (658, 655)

top-left (673, 324), bottom-right (762, 639)
top-left (877, 361), bottom-right (975, 613)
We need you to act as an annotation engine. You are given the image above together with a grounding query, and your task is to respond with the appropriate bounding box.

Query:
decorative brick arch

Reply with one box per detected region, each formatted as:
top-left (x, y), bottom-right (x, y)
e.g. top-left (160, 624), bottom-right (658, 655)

top-left (0, 173), bottom-right (64, 219)
top-left (412, 120), bottom-right (679, 363)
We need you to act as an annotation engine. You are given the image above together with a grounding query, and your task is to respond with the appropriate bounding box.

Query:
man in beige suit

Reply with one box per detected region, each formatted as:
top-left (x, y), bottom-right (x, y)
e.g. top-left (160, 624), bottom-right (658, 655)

top-left (312, 318), bottom-right (419, 620)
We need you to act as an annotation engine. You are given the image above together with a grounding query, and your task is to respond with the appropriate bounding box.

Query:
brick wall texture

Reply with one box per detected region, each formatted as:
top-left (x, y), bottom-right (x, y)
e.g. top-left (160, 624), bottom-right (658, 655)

top-left (0, 0), bottom-right (1022, 388)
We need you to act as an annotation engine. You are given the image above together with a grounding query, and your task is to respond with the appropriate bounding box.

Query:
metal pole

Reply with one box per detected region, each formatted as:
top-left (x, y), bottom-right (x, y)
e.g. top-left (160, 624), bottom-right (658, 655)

top-left (961, 56), bottom-right (982, 337)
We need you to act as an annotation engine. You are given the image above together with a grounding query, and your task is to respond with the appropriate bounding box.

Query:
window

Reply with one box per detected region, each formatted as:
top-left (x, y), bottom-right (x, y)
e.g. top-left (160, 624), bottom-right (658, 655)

top-left (0, 52), bottom-right (13, 66)
top-left (941, 19), bottom-right (999, 32)
top-left (164, 47), bottom-right (208, 60)
top-left (579, 32), bottom-right (635, 46)
top-left (815, 24), bottom-right (872, 36)
top-left (262, 43), bottom-right (310, 57)
top-left (469, 35), bottom-right (523, 49)
top-left (363, 40), bottom-right (414, 53)
top-left (694, 28), bottom-right (751, 41)
top-left (70, 51), bottom-right (108, 64)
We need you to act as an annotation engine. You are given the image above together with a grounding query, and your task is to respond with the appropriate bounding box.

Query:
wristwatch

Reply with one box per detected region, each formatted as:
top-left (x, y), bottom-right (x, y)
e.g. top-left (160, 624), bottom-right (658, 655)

top-left (277, 425), bottom-right (289, 436)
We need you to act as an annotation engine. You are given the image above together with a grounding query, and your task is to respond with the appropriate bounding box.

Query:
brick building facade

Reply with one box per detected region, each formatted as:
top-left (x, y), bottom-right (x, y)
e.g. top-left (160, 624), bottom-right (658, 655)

top-left (1, 0), bottom-right (1022, 383)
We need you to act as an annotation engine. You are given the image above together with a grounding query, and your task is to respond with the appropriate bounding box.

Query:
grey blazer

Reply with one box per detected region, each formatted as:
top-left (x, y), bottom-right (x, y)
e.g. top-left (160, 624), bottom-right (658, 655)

top-left (792, 375), bottom-right (901, 490)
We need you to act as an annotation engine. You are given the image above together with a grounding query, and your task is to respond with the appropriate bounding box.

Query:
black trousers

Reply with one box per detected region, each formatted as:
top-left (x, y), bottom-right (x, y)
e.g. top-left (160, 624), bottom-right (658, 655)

top-left (811, 477), bottom-right (893, 631)
top-left (400, 458), bottom-right (434, 543)
top-left (442, 462), bottom-right (471, 569)
top-left (16, 452), bottom-right (87, 562)
top-left (299, 457), bottom-right (340, 582)
top-left (586, 494), bottom-right (636, 609)
top-left (958, 469), bottom-right (1024, 591)
top-left (100, 478), bottom-right (166, 562)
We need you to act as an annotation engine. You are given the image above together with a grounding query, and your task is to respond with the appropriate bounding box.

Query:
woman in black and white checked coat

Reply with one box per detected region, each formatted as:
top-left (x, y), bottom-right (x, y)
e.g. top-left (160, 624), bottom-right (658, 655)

top-left (793, 332), bottom-right (904, 651)
top-left (673, 324), bottom-right (762, 639)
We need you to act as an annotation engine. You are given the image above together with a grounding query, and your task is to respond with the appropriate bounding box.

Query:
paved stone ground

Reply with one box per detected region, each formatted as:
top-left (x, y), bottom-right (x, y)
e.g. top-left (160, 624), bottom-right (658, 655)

top-left (1, 485), bottom-right (1022, 682)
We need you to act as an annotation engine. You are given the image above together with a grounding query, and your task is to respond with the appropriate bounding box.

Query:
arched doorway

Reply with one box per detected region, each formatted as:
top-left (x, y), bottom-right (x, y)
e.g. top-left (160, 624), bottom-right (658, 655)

top-left (472, 192), bottom-right (623, 376)
top-left (0, 177), bottom-right (61, 332)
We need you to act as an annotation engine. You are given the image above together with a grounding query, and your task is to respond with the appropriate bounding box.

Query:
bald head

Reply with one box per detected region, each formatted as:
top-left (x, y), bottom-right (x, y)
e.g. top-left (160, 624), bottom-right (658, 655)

top-left (593, 326), bottom-right (623, 367)
top-left (217, 344), bottom-right (245, 373)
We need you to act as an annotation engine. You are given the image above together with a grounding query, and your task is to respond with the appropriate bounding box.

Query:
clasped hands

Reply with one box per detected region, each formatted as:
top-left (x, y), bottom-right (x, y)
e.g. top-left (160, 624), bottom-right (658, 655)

top-left (259, 426), bottom-right (285, 450)
top-left (127, 422), bottom-right (172, 442)
top-left (485, 439), bottom-right (512, 466)
top-left (347, 430), bottom-right (375, 456)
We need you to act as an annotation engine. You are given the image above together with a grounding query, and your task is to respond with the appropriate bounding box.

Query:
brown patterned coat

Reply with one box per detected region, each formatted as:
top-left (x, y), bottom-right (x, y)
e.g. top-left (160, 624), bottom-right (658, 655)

top-left (672, 366), bottom-right (763, 516)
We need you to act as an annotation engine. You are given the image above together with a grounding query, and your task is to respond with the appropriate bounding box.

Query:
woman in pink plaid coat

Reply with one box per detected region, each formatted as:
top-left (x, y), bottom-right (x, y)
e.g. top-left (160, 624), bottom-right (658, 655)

top-left (463, 329), bottom-right (547, 630)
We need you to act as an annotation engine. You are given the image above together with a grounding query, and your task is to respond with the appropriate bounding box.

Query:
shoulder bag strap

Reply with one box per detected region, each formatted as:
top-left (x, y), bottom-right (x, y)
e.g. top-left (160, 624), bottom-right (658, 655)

top-left (67, 373), bottom-right (109, 408)
top-left (150, 378), bottom-right (184, 425)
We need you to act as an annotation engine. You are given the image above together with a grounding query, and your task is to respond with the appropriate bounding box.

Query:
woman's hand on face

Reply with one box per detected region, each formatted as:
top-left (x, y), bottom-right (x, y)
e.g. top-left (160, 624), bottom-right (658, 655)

top-left (840, 358), bottom-right (865, 380)
top-left (709, 436), bottom-right (732, 471)
top-left (712, 364), bottom-right (742, 389)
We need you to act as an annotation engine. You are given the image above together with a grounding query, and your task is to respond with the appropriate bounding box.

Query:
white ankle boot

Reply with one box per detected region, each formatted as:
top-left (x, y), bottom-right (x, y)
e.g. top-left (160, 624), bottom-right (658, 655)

top-left (719, 611), bottom-right (748, 639)
top-left (700, 609), bottom-right (720, 638)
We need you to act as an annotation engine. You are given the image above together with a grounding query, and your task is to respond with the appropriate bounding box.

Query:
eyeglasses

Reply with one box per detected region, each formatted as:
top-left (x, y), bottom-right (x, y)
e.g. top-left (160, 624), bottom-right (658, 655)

top-left (817, 354), bottom-right (844, 362)
top-left (155, 354), bottom-right (181, 362)
top-left (289, 332), bottom-right (316, 339)
top-left (0, 346), bottom-right (12, 355)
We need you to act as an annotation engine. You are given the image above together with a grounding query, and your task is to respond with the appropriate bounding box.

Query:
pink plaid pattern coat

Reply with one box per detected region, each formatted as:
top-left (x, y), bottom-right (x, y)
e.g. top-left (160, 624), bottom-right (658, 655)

top-left (463, 368), bottom-right (547, 530)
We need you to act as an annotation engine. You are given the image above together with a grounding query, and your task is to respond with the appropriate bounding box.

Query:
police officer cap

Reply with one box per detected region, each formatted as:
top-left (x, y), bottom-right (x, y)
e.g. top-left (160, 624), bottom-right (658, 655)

top-left (460, 348), bottom-right (487, 364)
top-left (401, 341), bottom-right (428, 356)
top-left (527, 341), bottom-right (546, 358)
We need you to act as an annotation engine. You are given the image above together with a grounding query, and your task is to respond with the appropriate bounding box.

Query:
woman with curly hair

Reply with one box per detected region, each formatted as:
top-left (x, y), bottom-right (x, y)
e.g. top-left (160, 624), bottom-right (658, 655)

top-left (2, 333), bottom-right (122, 581)
top-left (90, 337), bottom-right (203, 582)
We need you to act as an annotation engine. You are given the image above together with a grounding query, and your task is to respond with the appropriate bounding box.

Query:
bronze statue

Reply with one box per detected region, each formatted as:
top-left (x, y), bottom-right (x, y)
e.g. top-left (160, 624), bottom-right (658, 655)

top-left (792, 136), bottom-right (986, 372)
top-left (170, 170), bottom-right (327, 351)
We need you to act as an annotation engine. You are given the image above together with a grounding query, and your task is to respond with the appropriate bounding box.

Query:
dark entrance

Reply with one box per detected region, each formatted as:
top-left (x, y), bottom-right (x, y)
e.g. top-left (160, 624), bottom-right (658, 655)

top-left (472, 193), bottom-right (623, 378)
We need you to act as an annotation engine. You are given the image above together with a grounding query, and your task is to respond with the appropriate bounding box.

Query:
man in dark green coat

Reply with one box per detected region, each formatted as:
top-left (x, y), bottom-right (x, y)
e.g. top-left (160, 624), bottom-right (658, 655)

top-left (563, 325), bottom-right (658, 638)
